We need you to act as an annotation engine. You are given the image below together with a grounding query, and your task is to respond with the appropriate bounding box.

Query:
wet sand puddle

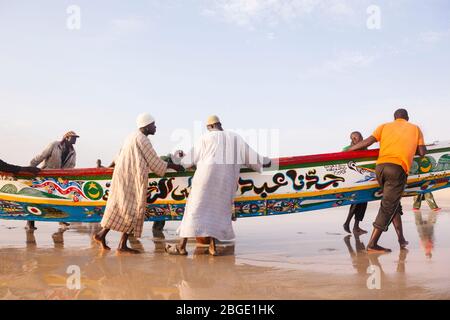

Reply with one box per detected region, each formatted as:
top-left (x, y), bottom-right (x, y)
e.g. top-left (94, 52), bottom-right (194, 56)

top-left (1, 190), bottom-right (450, 299)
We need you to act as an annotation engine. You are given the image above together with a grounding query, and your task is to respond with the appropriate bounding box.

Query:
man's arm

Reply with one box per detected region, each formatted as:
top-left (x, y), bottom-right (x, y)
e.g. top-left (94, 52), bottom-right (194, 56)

top-left (0, 160), bottom-right (40, 176)
top-left (416, 128), bottom-right (427, 157)
top-left (0, 159), bottom-right (21, 174)
top-left (180, 147), bottom-right (197, 169)
top-left (180, 136), bottom-right (205, 169)
top-left (30, 142), bottom-right (55, 167)
top-left (142, 142), bottom-right (168, 177)
top-left (242, 142), bottom-right (266, 172)
top-left (346, 136), bottom-right (377, 152)
top-left (417, 145), bottom-right (427, 157)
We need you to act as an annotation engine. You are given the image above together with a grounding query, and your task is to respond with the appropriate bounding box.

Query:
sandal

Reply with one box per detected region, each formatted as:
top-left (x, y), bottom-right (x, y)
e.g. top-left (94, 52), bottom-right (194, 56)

top-left (165, 244), bottom-right (188, 256)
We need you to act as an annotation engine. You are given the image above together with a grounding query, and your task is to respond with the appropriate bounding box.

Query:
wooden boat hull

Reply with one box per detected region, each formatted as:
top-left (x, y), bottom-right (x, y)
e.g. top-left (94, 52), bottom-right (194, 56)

top-left (1, 141), bottom-right (449, 223)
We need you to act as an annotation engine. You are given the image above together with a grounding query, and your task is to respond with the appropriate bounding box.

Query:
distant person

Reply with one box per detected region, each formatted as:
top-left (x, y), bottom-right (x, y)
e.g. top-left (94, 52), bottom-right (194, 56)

top-left (166, 115), bottom-right (270, 256)
top-left (27, 131), bottom-right (80, 230)
top-left (152, 220), bottom-right (165, 235)
top-left (343, 131), bottom-right (368, 235)
top-left (96, 159), bottom-right (105, 168)
top-left (30, 131), bottom-right (79, 169)
top-left (348, 109), bottom-right (426, 253)
top-left (413, 193), bottom-right (441, 212)
top-left (414, 211), bottom-right (437, 258)
top-left (93, 113), bottom-right (184, 254)
top-left (0, 159), bottom-right (40, 175)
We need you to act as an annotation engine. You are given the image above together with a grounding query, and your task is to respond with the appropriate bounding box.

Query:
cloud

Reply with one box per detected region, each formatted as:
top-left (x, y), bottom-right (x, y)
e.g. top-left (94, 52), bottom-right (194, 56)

top-left (111, 17), bottom-right (147, 34)
top-left (305, 51), bottom-right (378, 77)
top-left (328, 1), bottom-right (354, 16)
top-left (201, 8), bottom-right (218, 17)
top-left (202, 0), bottom-right (358, 28)
top-left (419, 30), bottom-right (449, 44)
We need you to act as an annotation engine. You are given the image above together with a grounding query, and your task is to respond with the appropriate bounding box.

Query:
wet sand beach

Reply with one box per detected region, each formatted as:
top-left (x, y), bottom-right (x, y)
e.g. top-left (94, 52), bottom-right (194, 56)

top-left (1, 189), bottom-right (449, 300)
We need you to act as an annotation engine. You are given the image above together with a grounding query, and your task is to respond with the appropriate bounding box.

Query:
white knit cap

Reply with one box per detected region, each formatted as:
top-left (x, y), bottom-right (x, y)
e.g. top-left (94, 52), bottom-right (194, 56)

top-left (136, 113), bottom-right (155, 128)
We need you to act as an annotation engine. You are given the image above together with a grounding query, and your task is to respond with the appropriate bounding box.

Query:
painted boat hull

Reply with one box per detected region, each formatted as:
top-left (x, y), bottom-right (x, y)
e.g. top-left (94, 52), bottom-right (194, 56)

top-left (1, 141), bottom-right (449, 223)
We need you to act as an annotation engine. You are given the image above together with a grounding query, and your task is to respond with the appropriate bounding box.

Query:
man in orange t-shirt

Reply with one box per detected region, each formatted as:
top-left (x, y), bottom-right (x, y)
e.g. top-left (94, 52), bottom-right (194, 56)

top-left (348, 109), bottom-right (427, 253)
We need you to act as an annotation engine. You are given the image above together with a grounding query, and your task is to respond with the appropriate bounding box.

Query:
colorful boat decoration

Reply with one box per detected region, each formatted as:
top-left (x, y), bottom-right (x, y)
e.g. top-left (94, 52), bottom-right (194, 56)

top-left (1, 141), bottom-right (449, 223)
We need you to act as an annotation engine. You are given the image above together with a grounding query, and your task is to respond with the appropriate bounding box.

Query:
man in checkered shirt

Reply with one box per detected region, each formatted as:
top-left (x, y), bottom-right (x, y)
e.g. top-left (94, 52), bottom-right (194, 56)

top-left (93, 113), bottom-right (183, 254)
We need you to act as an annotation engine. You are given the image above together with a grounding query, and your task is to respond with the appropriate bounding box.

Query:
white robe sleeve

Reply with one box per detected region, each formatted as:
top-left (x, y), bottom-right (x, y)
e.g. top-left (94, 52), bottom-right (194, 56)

top-left (240, 139), bottom-right (263, 173)
top-left (181, 136), bottom-right (203, 169)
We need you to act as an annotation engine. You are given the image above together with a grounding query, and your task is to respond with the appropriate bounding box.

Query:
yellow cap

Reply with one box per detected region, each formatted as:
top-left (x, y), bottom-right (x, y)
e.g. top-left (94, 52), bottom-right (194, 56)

top-left (206, 115), bottom-right (221, 126)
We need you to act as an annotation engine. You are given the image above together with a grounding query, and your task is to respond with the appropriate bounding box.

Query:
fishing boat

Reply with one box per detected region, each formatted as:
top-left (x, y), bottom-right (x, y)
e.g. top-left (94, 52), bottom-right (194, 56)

top-left (1, 141), bottom-right (449, 223)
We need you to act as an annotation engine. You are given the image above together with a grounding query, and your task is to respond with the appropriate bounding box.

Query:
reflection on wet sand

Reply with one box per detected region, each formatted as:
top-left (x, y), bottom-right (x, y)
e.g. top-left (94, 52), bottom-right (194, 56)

top-left (415, 211), bottom-right (437, 258)
top-left (344, 234), bottom-right (408, 273)
top-left (0, 191), bottom-right (449, 299)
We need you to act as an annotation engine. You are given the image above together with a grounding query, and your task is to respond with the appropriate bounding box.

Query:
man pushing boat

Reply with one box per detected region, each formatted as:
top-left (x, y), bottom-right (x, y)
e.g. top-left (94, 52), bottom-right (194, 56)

top-left (348, 109), bottom-right (427, 253)
top-left (343, 131), bottom-right (368, 235)
top-left (93, 113), bottom-right (184, 254)
top-left (166, 115), bottom-right (271, 256)
top-left (27, 131), bottom-right (80, 230)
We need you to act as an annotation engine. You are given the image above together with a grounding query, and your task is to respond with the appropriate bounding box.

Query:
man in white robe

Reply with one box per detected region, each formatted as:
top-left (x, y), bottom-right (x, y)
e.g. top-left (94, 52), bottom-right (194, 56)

top-left (94, 113), bottom-right (183, 254)
top-left (166, 115), bottom-right (270, 256)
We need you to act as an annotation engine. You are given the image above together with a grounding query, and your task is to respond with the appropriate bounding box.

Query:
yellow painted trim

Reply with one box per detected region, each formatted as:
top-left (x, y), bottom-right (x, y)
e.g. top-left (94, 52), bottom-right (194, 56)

top-left (0, 194), bottom-right (106, 206)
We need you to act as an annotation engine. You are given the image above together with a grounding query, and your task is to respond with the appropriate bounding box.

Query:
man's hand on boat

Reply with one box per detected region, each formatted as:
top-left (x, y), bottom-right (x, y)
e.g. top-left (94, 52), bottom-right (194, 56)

top-left (263, 157), bottom-right (272, 168)
top-left (167, 162), bottom-right (185, 172)
top-left (18, 166), bottom-right (41, 176)
top-left (170, 150), bottom-right (184, 164)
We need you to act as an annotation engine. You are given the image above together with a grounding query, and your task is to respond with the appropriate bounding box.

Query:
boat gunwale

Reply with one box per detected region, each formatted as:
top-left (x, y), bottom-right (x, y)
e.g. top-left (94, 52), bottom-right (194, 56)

top-left (1, 145), bottom-right (449, 179)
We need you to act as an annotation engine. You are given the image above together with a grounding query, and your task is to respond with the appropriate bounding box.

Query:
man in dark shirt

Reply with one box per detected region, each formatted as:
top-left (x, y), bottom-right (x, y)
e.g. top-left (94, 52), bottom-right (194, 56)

top-left (343, 131), bottom-right (368, 235)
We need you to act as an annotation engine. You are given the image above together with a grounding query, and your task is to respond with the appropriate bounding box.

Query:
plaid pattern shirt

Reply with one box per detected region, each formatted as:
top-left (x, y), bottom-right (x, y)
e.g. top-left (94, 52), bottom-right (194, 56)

top-left (101, 131), bottom-right (167, 238)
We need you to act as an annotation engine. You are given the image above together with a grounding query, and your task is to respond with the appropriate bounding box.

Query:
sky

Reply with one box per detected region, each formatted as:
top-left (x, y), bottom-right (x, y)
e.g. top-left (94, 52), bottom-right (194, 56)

top-left (0, 0), bottom-right (449, 167)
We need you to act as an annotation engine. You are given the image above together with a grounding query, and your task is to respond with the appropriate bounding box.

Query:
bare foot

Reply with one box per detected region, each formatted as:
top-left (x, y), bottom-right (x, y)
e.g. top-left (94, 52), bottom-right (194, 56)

top-left (367, 245), bottom-right (392, 253)
top-left (399, 240), bottom-right (409, 249)
top-left (25, 222), bottom-right (37, 231)
top-left (343, 223), bottom-right (351, 234)
top-left (59, 222), bottom-right (70, 229)
top-left (353, 227), bottom-right (368, 235)
top-left (52, 232), bottom-right (64, 244)
top-left (208, 247), bottom-right (219, 256)
top-left (117, 247), bottom-right (141, 254)
top-left (92, 234), bottom-right (111, 251)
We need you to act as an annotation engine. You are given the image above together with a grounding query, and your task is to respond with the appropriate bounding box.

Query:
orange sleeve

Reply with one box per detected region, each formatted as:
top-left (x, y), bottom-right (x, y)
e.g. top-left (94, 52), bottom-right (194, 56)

top-left (372, 124), bottom-right (384, 142)
top-left (417, 127), bottom-right (425, 146)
